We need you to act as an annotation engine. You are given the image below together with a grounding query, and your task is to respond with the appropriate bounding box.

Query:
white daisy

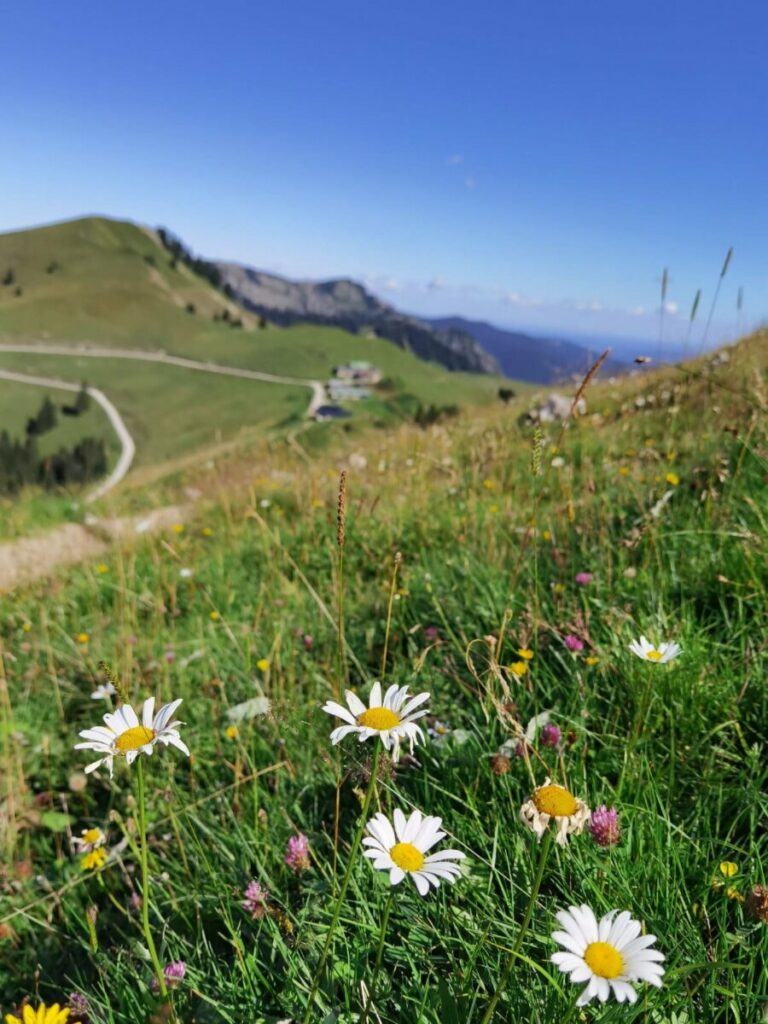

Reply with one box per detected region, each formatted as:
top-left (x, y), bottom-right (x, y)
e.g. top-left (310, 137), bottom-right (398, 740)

top-left (75, 697), bottom-right (189, 777)
top-left (520, 779), bottom-right (591, 846)
top-left (551, 904), bottom-right (665, 1005)
top-left (90, 682), bottom-right (117, 701)
top-left (72, 826), bottom-right (106, 852)
top-left (629, 635), bottom-right (681, 663)
top-left (362, 808), bottom-right (465, 896)
top-left (321, 682), bottom-right (429, 761)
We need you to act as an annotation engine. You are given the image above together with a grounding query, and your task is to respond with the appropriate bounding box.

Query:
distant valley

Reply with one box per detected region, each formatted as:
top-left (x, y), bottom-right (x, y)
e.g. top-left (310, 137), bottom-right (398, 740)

top-left (425, 316), bottom-right (627, 384)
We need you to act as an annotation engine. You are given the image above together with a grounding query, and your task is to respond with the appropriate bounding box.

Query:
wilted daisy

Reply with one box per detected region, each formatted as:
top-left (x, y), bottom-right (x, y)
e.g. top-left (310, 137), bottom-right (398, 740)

top-left (629, 636), bottom-right (681, 663)
top-left (90, 682), bottom-right (116, 701)
top-left (4, 1004), bottom-right (70, 1024)
top-left (551, 904), bottom-right (665, 1005)
top-left (75, 698), bottom-right (189, 777)
top-left (521, 779), bottom-right (590, 846)
top-left (362, 808), bottom-right (465, 896)
top-left (322, 682), bottom-right (429, 761)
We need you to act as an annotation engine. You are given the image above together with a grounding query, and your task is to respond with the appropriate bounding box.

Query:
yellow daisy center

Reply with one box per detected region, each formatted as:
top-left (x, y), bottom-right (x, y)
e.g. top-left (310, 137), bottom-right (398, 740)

top-left (646, 649), bottom-right (663, 661)
top-left (81, 828), bottom-right (102, 845)
top-left (390, 842), bottom-right (425, 872)
top-left (584, 941), bottom-right (624, 979)
top-left (533, 784), bottom-right (578, 817)
top-left (115, 725), bottom-right (155, 752)
top-left (358, 707), bottom-right (401, 731)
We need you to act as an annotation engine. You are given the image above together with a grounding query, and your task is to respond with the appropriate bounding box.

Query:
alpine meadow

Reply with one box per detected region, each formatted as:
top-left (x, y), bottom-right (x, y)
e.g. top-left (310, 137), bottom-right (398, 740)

top-left (1, 327), bottom-right (766, 1022)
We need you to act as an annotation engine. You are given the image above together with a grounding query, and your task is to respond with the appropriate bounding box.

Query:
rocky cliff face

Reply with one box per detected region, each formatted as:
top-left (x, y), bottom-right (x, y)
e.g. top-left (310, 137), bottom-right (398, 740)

top-left (215, 263), bottom-right (500, 374)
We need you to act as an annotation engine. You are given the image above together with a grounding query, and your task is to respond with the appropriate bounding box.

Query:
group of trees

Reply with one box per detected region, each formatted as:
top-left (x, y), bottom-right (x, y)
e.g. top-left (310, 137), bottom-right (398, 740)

top-left (0, 432), bottom-right (107, 495)
top-left (212, 308), bottom-right (244, 328)
top-left (26, 396), bottom-right (58, 436)
top-left (413, 402), bottom-right (460, 428)
top-left (156, 227), bottom-right (236, 300)
top-left (0, 388), bottom-right (102, 495)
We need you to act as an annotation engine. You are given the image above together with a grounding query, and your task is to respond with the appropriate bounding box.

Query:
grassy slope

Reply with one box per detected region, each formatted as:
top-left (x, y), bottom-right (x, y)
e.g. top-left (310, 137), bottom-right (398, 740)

top-left (0, 379), bottom-right (117, 457)
top-left (0, 334), bottom-right (766, 1021)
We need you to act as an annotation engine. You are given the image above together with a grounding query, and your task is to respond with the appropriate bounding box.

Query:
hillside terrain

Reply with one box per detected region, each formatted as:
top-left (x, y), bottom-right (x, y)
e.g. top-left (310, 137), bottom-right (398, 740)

top-left (0, 330), bottom-right (765, 1021)
top-left (427, 315), bottom-right (627, 383)
top-left (0, 218), bottom-right (510, 492)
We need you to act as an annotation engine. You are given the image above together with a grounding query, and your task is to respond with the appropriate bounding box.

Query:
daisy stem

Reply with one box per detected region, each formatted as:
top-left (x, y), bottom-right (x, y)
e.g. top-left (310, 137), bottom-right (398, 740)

top-left (360, 888), bottom-right (395, 1024)
top-left (301, 741), bottom-right (381, 1024)
top-left (479, 831), bottom-right (553, 1024)
top-left (135, 758), bottom-right (168, 1000)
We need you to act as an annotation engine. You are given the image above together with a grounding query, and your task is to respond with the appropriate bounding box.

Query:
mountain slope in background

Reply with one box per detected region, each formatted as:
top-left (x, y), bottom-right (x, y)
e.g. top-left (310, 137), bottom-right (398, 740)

top-left (215, 263), bottom-right (500, 374)
top-left (426, 316), bottom-right (627, 383)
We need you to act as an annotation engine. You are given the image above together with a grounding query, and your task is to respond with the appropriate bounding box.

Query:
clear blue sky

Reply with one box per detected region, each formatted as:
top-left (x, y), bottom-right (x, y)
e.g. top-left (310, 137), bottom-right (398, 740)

top-left (1, 0), bottom-right (765, 347)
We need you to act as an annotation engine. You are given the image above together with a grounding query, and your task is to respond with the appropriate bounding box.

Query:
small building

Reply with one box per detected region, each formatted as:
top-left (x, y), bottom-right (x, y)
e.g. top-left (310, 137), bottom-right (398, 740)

top-left (331, 361), bottom-right (382, 385)
top-left (327, 381), bottom-right (371, 402)
top-left (314, 404), bottom-right (352, 422)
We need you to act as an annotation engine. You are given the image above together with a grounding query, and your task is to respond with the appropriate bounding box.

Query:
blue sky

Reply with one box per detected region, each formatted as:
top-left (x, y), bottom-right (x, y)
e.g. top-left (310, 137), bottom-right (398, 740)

top-left (1, 0), bottom-right (765, 348)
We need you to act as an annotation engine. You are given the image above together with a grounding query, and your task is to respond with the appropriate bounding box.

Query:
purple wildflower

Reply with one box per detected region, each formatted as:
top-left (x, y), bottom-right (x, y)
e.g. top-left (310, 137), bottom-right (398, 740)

top-left (424, 626), bottom-right (440, 640)
top-left (302, 633), bottom-right (314, 650)
top-left (575, 572), bottom-right (594, 585)
top-left (513, 739), bottom-right (530, 758)
top-left (589, 805), bottom-right (621, 847)
top-left (164, 648), bottom-right (176, 664)
top-left (564, 634), bottom-right (584, 652)
top-left (68, 993), bottom-right (90, 1020)
top-left (540, 723), bottom-right (562, 748)
top-left (284, 833), bottom-right (311, 873)
top-left (241, 879), bottom-right (270, 919)
top-left (150, 960), bottom-right (187, 992)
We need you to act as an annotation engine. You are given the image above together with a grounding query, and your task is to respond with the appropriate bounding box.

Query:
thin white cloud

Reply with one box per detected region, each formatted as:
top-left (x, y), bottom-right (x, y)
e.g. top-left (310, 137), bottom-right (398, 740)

top-left (446, 153), bottom-right (464, 165)
top-left (663, 300), bottom-right (679, 315)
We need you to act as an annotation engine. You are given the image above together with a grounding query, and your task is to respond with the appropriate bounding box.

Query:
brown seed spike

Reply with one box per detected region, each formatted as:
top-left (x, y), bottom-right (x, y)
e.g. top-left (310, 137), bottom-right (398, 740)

top-left (336, 469), bottom-right (347, 548)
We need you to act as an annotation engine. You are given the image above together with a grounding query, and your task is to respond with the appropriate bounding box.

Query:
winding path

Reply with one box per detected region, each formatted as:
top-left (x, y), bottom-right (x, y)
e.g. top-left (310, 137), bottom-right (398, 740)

top-left (0, 342), bottom-right (326, 500)
top-left (0, 368), bottom-right (136, 503)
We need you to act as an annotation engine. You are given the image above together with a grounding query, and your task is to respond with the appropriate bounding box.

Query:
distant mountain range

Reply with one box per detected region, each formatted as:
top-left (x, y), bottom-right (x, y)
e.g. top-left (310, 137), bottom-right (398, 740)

top-left (425, 317), bottom-right (627, 383)
top-left (215, 261), bottom-right (626, 383)
top-left (214, 263), bottom-right (500, 374)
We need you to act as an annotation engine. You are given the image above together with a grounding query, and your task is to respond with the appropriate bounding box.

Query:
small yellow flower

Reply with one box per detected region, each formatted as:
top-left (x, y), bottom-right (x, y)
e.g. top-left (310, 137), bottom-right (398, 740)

top-left (96, 563), bottom-right (109, 574)
top-left (489, 504), bottom-right (499, 513)
top-left (4, 1003), bottom-right (70, 1024)
top-left (81, 847), bottom-right (107, 871)
top-left (225, 725), bottom-right (238, 740)
top-left (202, 526), bottom-right (213, 537)
top-left (482, 478), bottom-right (495, 490)
top-left (256, 658), bottom-right (270, 672)
top-left (585, 656), bottom-right (599, 666)
top-left (542, 530), bottom-right (552, 541)
top-left (76, 633), bottom-right (90, 645)
top-left (509, 661), bottom-right (528, 679)
top-left (518, 648), bottom-right (534, 661)
top-left (172, 523), bottom-right (185, 535)
top-left (719, 861), bottom-right (739, 878)
top-left (618, 466), bottom-right (630, 477)
top-left (210, 610), bottom-right (221, 622)
top-left (666, 472), bottom-right (680, 486)
top-left (311, 498), bottom-right (324, 508)
top-left (21, 622), bottom-right (32, 633)
top-left (725, 886), bottom-right (744, 903)
top-left (553, 583), bottom-right (565, 595)
top-left (644, 438), bottom-right (655, 447)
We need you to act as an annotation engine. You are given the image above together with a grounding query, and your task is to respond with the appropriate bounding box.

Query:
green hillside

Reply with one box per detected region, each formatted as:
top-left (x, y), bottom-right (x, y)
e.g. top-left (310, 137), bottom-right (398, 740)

top-left (1, 333), bottom-right (766, 1021)
top-left (0, 216), bottom-right (508, 410)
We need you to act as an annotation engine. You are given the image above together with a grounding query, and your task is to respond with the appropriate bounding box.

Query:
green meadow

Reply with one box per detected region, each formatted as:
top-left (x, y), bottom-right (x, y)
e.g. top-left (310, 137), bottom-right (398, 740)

top-left (1, 333), bottom-right (766, 1022)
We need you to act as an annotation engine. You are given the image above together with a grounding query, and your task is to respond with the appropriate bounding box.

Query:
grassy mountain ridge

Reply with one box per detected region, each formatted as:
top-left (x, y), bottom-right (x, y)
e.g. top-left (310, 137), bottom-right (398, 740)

top-left (0, 217), bottom-right (511, 484)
